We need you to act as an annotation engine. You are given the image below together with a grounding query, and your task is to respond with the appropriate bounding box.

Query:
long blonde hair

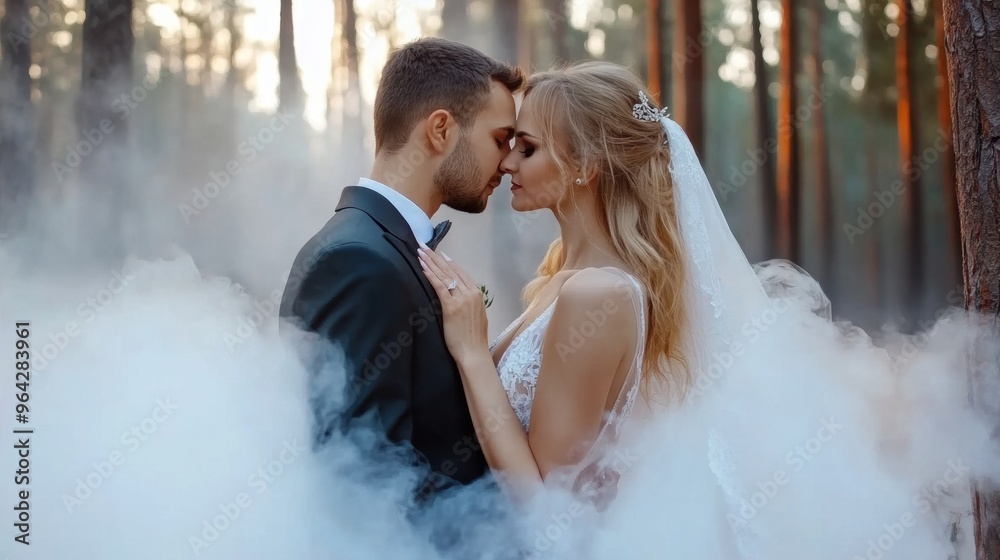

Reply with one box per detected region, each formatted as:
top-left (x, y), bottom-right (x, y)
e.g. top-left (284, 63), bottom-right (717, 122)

top-left (521, 61), bottom-right (689, 400)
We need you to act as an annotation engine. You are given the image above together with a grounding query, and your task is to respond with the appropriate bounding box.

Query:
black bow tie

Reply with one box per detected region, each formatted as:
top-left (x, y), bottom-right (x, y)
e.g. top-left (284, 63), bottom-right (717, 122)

top-left (426, 220), bottom-right (451, 250)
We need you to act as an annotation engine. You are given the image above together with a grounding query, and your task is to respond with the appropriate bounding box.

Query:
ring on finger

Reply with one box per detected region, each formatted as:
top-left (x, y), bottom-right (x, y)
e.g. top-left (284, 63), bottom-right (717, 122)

top-left (447, 279), bottom-right (458, 292)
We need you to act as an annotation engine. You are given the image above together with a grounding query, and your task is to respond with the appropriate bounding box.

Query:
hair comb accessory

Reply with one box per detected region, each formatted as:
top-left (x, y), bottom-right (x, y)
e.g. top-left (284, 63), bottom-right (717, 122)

top-left (632, 90), bottom-right (670, 122)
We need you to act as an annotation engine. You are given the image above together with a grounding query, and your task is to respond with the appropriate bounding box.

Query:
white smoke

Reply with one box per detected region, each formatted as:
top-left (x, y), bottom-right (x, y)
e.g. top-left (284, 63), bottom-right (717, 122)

top-left (3, 229), bottom-right (998, 560)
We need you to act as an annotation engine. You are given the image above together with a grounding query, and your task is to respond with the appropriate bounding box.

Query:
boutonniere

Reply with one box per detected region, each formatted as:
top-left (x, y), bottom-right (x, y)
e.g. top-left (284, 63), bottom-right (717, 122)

top-left (479, 284), bottom-right (493, 309)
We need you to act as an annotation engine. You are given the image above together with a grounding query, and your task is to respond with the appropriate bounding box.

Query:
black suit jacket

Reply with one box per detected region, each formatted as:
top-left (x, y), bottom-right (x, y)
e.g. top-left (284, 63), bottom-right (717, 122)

top-left (279, 186), bottom-right (488, 497)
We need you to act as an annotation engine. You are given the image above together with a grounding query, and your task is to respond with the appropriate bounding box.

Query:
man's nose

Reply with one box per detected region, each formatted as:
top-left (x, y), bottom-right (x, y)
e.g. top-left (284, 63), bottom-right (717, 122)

top-left (499, 153), bottom-right (516, 174)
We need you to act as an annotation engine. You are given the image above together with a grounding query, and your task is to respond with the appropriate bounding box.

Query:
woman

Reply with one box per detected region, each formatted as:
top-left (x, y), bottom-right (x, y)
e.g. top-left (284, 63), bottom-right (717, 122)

top-left (418, 61), bottom-right (996, 559)
top-left (418, 61), bottom-right (688, 505)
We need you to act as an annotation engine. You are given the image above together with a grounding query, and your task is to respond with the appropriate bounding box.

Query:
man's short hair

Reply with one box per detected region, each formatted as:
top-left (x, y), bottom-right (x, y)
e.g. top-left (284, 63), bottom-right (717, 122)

top-left (373, 37), bottom-right (524, 155)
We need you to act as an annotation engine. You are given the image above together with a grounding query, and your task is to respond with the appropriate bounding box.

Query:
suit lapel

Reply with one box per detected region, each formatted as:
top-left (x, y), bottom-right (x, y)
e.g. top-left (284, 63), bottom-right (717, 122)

top-left (383, 233), bottom-right (438, 306)
top-left (336, 186), bottom-right (441, 313)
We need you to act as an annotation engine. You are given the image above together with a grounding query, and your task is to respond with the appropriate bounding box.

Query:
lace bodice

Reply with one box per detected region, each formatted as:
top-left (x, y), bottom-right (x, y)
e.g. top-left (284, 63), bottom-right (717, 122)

top-left (491, 298), bottom-right (559, 431)
top-left (490, 268), bottom-right (646, 435)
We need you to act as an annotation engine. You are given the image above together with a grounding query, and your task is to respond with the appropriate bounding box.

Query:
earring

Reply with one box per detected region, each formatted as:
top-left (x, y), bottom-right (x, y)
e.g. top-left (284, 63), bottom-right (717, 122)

top-left (575, 178), bottom-right (583, 185)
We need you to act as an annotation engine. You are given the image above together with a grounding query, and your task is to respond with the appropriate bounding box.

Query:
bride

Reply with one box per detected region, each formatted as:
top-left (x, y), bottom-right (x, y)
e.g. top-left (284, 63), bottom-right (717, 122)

top-left (418, 61), bottom-right (998, 559)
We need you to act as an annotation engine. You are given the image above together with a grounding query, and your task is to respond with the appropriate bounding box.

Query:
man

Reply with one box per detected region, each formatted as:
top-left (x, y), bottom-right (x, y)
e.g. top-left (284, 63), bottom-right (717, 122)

top-left (279, 38), bottom-right (522, 500)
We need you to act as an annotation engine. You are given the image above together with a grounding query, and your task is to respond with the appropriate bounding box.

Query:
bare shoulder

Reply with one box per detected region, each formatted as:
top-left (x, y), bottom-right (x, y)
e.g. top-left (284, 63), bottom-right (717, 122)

top-left (548, 268), bottom-right (639, 351)
top-left (557, 267), bottom-right (638, 309)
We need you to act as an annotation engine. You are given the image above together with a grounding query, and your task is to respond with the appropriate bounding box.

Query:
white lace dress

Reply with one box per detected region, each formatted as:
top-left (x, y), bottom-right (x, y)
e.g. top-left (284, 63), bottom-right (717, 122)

top-left (489, 267), bottom-right (647, 442)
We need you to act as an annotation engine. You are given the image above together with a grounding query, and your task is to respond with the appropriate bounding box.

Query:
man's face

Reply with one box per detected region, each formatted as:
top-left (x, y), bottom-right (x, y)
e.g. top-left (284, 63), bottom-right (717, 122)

top-left (436, 81), bottom-right (516, 214)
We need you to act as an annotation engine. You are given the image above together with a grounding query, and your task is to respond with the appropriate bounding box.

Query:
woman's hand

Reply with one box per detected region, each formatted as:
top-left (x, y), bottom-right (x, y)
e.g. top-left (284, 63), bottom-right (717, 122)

top-left (417, 245), bottom-right (490, 365)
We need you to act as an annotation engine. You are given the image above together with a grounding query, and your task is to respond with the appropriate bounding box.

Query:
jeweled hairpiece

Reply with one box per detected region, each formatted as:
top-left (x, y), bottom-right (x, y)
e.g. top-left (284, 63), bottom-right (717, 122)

top-left (632, 90), bottom-right (669, 122)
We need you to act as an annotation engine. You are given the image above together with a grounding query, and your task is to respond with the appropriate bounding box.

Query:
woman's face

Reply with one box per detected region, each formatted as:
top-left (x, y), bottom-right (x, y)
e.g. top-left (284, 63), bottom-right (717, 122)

top-left (500, 96), bottom-right (572, 212)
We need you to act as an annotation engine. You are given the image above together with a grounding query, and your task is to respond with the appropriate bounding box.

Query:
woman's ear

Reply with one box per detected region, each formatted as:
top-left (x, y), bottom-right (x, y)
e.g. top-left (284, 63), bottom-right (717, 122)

top-left (425, 109), bottom-right (454, 154)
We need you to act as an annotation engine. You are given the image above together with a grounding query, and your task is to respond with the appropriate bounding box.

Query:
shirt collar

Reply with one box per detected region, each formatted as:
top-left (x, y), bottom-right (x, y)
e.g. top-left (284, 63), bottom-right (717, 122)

top-left (355, 177), bottom-right (435, 245)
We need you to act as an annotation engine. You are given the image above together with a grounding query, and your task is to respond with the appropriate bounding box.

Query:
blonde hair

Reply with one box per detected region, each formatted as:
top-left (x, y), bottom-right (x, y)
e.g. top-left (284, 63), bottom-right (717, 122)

top-left (521, 61), bottom-right (689, 400)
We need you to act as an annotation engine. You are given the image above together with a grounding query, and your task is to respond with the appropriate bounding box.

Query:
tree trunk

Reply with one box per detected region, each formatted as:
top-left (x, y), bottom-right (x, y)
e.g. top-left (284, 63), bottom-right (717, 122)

top-left (493, 0), bottom-right (520, 66)
top-left (176, 7), bottom-right (190, 143)
top-left (279, 0), bottom-right (301, 116)
top-left (865, 123), bottom-right (884, 325)
top-left (544, 0), bottom-right (568, 64)
top-left (942, 2), bottom-right (1000, 559)
top-left (808, 0), bottom-right (833, 292)
top-left (647, 0), bottom-right (662, 104)
top-left (895, 0), bottom-right (924, 320)
top-left (441, 0), bottom-right (470, 44)
top-left (0, 0), bottom-right (36, 235)
top-left (751, 0), bottom-right (777, 258)
top-left (344, 0), bottom-right (360, 105)
top-left (341, 0), bottom-right (363, 158)
top-left (79, 0), bottom-right (133, 262)
top-left (934, 0), bottom-right (961, 290)
top-left (672, 0), bottom-right (704, 159)
top-left (225, 1), bottom-right (243, 136)
top-left (777, 0), bottom-right (801, 263)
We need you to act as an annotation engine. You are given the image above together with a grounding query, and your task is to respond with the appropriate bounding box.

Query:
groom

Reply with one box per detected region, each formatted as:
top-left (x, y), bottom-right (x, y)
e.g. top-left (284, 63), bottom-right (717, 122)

top-left (279, 38), bottom-right (522, 500)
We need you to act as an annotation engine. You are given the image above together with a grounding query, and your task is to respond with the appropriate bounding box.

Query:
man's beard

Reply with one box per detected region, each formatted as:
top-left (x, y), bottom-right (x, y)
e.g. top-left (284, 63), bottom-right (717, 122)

top-left (435, 135), bottom-right (488, 214)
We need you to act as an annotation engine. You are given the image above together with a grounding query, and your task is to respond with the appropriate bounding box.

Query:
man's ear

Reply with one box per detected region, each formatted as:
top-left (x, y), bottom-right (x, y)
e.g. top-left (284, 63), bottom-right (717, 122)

top-left (425, 109), bottom-right (454, 155)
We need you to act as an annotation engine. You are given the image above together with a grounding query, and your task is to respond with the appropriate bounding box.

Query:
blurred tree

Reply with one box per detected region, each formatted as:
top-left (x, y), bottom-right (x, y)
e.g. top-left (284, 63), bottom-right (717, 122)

top-left (673, 0), bottom-right (704, 159)
top-left (0, 0), bottom-right (36, 235)
top-left (78, 0), bottom-right (134, 261)
top-left (894, 0), bottom-right (923, 319)
top-left (777, 0), bottom-right (801, 263)
top-left (326, 0), bottom-right (362, 166)
top-left (864, 121), bottom-right (884, 317)
top-left (647, 0), bottom-right (664, 103)
top-left (933, 0), bottom-right (960, 288)
top-left (751, 0), bottom-right (777, 258)
top-left (859, 0), bottom-right (892, 322)
top-left (943, 1), bottom-right (1000, 557)
top-left (176, 3), bottom-right (192, 140)
top-left (224, 0), bottom-right (246, 130)
top-left (543, 0), bottom-right (568, 64)
top-left (343, 0), bottom-right (360, 119)
top-left (808, 0), bottom-right (833, 289)
top-left (493, 0), bottom-right (520, 65)
top-left (441, 0), bottom-right (470, 44)
top-left (278, 0), bottom-right (301, 116)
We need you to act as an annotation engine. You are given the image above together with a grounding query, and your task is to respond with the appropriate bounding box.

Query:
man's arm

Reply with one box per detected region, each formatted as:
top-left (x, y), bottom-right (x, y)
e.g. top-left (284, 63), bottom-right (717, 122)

top-left (291, 242), bottom-right (416, 447)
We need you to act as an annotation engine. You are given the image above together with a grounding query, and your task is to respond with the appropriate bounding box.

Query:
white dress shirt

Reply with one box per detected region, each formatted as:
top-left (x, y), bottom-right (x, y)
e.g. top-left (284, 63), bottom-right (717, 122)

top-left (355, 177), bottom-right (435, 245)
